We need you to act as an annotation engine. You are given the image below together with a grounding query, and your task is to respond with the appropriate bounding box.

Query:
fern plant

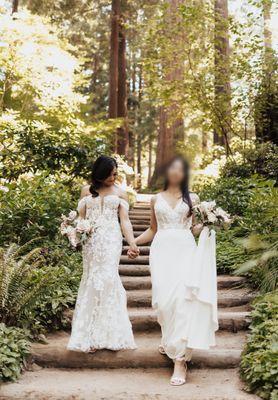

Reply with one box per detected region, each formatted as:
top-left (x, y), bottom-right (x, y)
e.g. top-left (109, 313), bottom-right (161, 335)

top-left (0, 241), bottom-right (51, 327)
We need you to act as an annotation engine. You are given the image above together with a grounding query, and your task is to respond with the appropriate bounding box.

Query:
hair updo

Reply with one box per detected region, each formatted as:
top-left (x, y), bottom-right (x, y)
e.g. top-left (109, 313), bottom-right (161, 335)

top-left (89, 155), bottom-right (118, 197)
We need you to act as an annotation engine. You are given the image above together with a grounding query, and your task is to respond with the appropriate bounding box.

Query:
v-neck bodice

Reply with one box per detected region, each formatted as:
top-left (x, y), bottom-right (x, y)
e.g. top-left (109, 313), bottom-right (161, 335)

top-left (154, 193), bottom-right (193, 231)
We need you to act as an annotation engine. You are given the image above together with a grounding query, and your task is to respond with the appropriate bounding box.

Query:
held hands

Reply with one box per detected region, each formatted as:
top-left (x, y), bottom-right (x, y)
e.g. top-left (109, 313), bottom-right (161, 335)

top-left (127, 242), bottom-right (140, 259)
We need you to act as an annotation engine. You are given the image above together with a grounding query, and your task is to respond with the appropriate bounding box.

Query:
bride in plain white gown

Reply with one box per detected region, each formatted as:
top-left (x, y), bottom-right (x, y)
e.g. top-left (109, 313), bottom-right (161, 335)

top-left (68, 155), bottom-right (139, 353)
top-left (128, 156), bottom-right (218, 386)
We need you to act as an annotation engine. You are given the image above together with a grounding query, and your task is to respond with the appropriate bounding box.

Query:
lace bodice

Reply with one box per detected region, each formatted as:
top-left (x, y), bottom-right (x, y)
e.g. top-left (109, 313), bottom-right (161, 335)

top-left (154, 192), bottom-right (199, 231)
top-left (77, 194), bottom-right (129, 228)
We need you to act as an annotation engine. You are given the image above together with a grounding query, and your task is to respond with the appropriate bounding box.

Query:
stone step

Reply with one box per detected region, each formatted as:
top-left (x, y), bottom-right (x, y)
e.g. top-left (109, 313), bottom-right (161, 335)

top-left (119, 265), bottom-right (245, 290)
top-left (119, 264), bottom-right (150, 276)
top-left (129, 211), bottom-right (150, 218)
top-left (129, 219), bottom-right (150, 225)
top-left (122, 246), bottom-right (150, 255)
top-left (126, 289), bottom-right (255, 308)
top-left (129, 308), bottom-right (251, 332)
top-left (63, 306), bottom-right (251, 333)
top-left (131, 224), bottom-right (149, 231)
top-left (30, 331), bottom-right (247, 370)
top-left (132, 205), bottom-right (151, 210)
top-left (120, 255), bottom-right (149, 264)
top-left (0, 367), bottom-right (259, 400)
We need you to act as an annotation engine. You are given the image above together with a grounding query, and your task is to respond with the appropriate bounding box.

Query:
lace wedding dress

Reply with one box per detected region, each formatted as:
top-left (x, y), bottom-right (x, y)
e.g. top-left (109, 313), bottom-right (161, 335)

top-left (67, 194), bottom-right (136, 352)
top-left (150, 193), bottom-right (218, 360)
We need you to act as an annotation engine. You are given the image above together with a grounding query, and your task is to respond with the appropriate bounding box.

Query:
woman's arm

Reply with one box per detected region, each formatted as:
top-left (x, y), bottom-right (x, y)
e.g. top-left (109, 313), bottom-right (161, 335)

top-left (119, 193), bottom-right (139, 255)
top-left (134, 196), bottom-right (157, 245)
top-left (190, 193), bottom-right (203, 236)
top-left (77, 187), bottom-right (88, 219)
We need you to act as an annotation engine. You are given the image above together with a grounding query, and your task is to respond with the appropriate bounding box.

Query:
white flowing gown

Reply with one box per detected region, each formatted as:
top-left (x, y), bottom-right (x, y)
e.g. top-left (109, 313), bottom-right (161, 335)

top-left (67, 194), bottom-right (136, 352)
top-left (150, 193), bottom-right (218, 360)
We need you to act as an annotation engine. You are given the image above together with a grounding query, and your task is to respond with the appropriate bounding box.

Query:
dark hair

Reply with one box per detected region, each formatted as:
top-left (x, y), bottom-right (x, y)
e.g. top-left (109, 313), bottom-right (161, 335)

top-left (163, 155), bottom-right (192, 215)
top-left (89, 155), bottom-right (118, 197)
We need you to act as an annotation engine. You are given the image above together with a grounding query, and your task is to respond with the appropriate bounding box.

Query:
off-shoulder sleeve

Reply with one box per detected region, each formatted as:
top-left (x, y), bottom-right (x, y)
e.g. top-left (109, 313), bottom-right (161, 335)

top-left (190, 193), bottom-right (200, 206)
top-left (77, 197), bottom-right (87, 215)
top-left (119, 198), bottom-right (129, 211)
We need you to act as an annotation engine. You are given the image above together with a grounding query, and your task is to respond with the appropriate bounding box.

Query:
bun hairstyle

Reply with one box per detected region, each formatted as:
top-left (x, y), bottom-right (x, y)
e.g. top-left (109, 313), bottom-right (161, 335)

top-left (163, 155), bottom-right (192, 216)
top-left (89, 155), bottom-right (118, 197)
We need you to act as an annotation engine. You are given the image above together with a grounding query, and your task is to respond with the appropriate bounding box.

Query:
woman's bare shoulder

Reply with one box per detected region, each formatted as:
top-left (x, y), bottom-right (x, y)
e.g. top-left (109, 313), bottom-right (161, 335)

top-left (80, 185), bottom-right (91, 199)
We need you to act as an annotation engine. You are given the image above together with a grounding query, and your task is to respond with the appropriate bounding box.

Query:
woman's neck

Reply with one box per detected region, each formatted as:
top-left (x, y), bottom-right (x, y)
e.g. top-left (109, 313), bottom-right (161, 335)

top-left (166, 185), bottom-right (181, 196)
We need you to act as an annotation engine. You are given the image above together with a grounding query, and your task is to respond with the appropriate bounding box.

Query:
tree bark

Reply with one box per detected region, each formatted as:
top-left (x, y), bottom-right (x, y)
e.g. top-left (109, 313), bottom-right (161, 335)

top-left (147, 134), bottom-right (153, 186)
top-left (12, 0), bottom-right (19, 13)
top-left (214, 0), bottom-right (231, 151)
top-left (151, 0), bottom-right (184, 185)
top-left (116, 15), bottom-right (129, 155)
top-left (108, 0), bottom-right (120, 119)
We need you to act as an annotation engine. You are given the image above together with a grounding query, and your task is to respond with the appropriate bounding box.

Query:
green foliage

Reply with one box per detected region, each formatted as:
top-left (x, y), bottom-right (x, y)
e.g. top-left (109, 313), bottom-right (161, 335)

top-left (0, 242), bottom-right (50, 326)
top-left (235, 180), bottom-right (278, 292)
top-left (199, 176), bottom-right (254, 216)
top-left (240, 291), bottom-right (278, 400)
top-left (25, 239), bottom-right (82, 332)
top-left (0, 239), bottom-right (82, 333)
top-left (0, 174), bottom-right (76, 245)
top-left (216, 230), bottom-right (249, 274)
top-left (0, 114), bottom-right (115, 181)
top-left (0, 323), bottom-right (30, 382)
top-left (221, 142), bottom-right (278, 181)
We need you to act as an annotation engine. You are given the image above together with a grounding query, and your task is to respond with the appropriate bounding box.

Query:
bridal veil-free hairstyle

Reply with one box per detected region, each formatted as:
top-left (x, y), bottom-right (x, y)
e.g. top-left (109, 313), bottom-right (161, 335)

top-left (89, 155), bottom-right (118, 197)
top-left (163, 155), bottom-right (192, 215)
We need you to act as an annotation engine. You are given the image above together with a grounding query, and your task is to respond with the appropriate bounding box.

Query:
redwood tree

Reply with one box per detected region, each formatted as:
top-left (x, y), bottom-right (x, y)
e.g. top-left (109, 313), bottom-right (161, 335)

top-left (213, 0), bottom-right (231, 150)
top-left (108, 0), bottom-right (120, 119)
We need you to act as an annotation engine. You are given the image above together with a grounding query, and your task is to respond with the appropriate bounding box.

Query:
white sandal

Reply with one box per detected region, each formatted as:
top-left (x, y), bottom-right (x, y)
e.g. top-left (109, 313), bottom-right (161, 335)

top-left (170, 359), bottom-right (187, 386)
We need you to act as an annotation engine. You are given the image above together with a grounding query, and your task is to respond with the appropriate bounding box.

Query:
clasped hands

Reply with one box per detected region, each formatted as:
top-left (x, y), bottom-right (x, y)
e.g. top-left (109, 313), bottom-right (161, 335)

top-left (127, 242), bottom-right (140, 259)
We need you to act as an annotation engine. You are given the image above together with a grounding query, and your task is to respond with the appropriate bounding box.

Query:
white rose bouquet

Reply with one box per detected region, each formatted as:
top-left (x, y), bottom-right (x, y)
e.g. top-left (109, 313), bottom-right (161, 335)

top-left (193, 201), bottom-right (232, 230)
top-left (60, 210), bottom-right (93, 248)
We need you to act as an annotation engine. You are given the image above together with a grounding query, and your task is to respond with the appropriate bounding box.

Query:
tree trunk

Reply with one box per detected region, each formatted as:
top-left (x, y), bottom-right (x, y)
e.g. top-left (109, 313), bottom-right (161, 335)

top-left (263, 0), bottom-right (272, 51)
top-left (12, 0), bottom-right (19, 13)
top-left (147, 135), bottom-right (153, 186)
top-left (108, 0), bottom-right (120, 120)
top-left (214, 0), bottom-right (231, 151)
top-left (116, 14), bottom-right (129, 156)
top-left (151, 0), bottom-right (184, 185)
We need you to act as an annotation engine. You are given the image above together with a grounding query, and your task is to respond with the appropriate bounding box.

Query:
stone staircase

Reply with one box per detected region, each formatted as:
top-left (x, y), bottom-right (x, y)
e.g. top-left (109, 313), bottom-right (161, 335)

top-left (1, 198), bottom-right (259, 400)
top-left (30, 199), bottom-right (254, 370)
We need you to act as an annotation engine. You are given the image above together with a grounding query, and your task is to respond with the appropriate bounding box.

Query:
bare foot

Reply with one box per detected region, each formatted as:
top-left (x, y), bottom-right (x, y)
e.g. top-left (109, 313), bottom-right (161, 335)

top-left (170, 359), bottom-right (187, 386)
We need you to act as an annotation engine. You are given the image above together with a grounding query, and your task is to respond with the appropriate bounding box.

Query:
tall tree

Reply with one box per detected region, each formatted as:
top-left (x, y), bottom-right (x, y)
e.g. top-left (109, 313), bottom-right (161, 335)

top-left (12, 0), bottom-right (19, 13)
top-left (255, 0), bottom-right (278, 144)
top-left (151, 0), bottom-right (184, 184)
top-left (116, 7), bottom-right (129, 155)
top-left (213, 0), bottom-right (231, 150)
top-left (109, 0), bottom-right (120, 119)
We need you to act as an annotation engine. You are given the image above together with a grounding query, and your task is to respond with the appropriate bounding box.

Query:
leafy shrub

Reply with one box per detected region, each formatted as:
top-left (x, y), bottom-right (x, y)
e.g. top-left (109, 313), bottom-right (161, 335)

top-left (199, 176), bottom-right (254, 216)
top-left (216, 230), bottom-right (249, 273)
top-left (0, 240), bottom-right (82, 333)
top-left (233, 180), bottom-right (278, 292)
top-left (240, 179), bottom-right (278, 236)
top-left (0, 174), bottom-right (76, 245)
top-left (221, 142), bottom-right (278, 181)
top-left (0, 324), bottom-right (30, 382)
top-left (0, 242), bottom-right (51, 327)
top-left (0, 116), bottom-right (115, 180)
top-left (25, 240), bottom-right (82, 332)
top-left (240, 292), bottom-right (278, 399)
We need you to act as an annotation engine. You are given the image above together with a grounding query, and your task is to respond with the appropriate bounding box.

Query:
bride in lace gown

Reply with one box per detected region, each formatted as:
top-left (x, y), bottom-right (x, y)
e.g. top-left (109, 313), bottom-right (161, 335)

top-left (128, 156), bottom-right (218, 385)
top-left (67, 156), bottom-right (138, 353)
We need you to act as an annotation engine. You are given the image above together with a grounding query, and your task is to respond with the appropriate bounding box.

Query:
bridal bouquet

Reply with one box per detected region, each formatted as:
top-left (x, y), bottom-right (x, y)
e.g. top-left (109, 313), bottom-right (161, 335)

top-left (193, 201), bottom-right (232, 230)
top-left (60, 211), bottom-right (93, 248)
